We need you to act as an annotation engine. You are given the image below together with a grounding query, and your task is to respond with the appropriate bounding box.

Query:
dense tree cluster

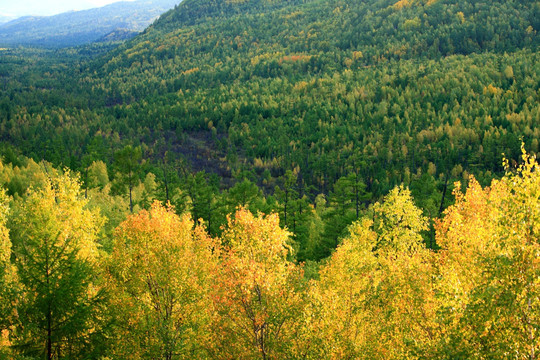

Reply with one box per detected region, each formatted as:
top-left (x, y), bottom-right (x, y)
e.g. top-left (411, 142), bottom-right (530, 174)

top-left (0, 149), bottom-right (539, 358)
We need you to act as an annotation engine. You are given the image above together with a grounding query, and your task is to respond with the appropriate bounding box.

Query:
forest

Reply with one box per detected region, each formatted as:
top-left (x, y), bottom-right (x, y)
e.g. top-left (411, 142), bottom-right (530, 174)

top-left (1, 145), bottom-right (539, 359)
top-left (0, 0), bottom-right (539, 357)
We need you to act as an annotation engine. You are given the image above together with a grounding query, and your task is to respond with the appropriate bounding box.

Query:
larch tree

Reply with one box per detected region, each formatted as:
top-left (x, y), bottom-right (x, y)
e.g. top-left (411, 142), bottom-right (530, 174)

top-left (113, 145), bottom-right (142, 213)
top-left (9, 171), bottom-right (106, 359)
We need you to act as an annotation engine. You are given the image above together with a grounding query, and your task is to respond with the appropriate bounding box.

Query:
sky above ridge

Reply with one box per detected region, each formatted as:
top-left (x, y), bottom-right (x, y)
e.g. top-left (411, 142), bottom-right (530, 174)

top-left (0, 0), bottom-right (134, 17)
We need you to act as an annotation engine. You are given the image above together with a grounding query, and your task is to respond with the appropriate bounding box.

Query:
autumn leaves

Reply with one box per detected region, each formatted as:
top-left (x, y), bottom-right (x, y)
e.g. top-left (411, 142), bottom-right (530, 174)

top-left (0, 149), bottom-right (539, 358)
top-left (107, 203), bottom-right (310, 359)
top-left (311, 149), bottom-right (540, 358)
top-left (6, 173), bottom-right (106, 358)
top-left (109, 203), bottom-right (215, 358)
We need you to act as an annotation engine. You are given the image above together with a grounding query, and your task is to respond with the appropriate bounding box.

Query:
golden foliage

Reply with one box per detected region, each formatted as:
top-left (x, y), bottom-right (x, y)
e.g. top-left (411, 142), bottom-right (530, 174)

top-left (208, 208), bottom-right (305, 359)
top-left (109, 201), bottom-right (216, 358)
top-left (313, 186), bottom-right (435, 359)
top-left (434, 146), bottom-right (540, 357)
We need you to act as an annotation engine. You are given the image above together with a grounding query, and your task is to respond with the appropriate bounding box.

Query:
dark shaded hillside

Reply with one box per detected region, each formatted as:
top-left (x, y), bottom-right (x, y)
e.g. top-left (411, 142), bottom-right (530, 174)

top-left (0, 0), bottom-right (179, 47)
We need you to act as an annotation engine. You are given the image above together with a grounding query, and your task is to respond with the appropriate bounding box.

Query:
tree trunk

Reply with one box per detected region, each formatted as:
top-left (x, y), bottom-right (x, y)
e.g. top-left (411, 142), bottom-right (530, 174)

top-left (46, 250), bottom-right (53, 360)
top-left (85, 168), bottom-right (88, 199)
top-left (355, 171), bottom-right (360, 219)
top-left (129, 184), bottom-right (133, 213)
top-left (438, 171), bottom-right (450, 216)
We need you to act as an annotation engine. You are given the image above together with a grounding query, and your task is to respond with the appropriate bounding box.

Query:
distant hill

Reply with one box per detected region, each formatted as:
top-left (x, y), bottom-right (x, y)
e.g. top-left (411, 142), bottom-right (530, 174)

top-left (99, 0), bottom-right (539, 86)
top-left (0, 0), bottom-right (180, 48)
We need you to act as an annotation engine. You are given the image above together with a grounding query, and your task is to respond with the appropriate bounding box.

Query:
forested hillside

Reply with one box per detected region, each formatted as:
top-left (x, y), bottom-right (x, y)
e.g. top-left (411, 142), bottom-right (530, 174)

top-left (0, 0), bottom-right (539, 355)
top-left (1, 0), bottom-right (538, 256)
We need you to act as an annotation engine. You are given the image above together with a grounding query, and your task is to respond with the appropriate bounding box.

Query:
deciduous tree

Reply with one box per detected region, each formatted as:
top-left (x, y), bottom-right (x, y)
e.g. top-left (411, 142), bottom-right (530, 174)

top-left (109, 201), bottom-right (216, 359)
top-left (313, 186), bottom-right (436, 358)
top-left (9, 172), bottom-right (106, 359)
top-left (208, 208), bottom-right (305, 359)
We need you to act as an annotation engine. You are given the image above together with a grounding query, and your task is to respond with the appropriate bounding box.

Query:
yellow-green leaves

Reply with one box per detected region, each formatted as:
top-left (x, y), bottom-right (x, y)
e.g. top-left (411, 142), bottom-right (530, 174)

top-left (434, 148), bottom-right (540, 358)
top-left (9, 171), bottom-right (106, 359)
top-left (209, 208), bottom-right (305, 359)
top-left (0, 188), bottom-right (15, 358)
top-left (373, 185), bottom-right (428, 253)
top-left (0, 188), bottom-right (11, 273)
top-left (314, 185), bottom-right (435, 359)
top-left (109, 201), bottom-right (216, 359)
top-left (1, 150), bottom-right (539, 359)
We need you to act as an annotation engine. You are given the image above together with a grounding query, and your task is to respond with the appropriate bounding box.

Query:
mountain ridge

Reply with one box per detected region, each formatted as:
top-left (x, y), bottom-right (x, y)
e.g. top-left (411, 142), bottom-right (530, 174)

top-left (0, 0), bottom-right (180, 48)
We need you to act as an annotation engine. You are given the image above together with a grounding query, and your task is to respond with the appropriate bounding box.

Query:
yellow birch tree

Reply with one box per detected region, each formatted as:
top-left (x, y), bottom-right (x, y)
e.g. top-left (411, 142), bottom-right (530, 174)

top-left (109, 201), bottom-right (216, 359)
